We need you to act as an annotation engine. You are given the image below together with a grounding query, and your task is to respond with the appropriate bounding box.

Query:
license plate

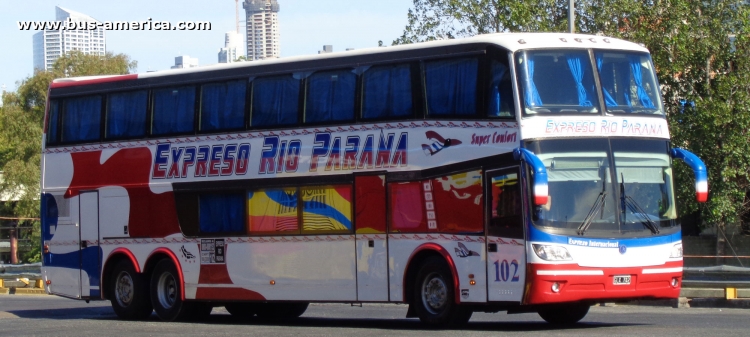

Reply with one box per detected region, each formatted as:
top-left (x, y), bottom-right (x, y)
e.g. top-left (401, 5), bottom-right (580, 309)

top-left (613, 275), bottom-right (631, 285)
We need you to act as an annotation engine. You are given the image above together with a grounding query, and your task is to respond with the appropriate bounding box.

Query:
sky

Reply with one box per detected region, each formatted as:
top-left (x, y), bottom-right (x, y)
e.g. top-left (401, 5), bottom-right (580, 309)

top-left (0, 0), bottom-right (412, 92)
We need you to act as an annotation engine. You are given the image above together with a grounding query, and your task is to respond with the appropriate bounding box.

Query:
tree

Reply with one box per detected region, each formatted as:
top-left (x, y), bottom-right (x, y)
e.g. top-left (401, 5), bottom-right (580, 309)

top-left (0, 51), bottom-right (136, 263)
top-left (394, 0), bottom-right (750, 231)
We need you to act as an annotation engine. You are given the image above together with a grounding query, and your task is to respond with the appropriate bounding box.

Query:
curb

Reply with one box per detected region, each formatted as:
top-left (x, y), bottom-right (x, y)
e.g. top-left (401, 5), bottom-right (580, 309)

top-left (0, 287), bottom-right (49, 295)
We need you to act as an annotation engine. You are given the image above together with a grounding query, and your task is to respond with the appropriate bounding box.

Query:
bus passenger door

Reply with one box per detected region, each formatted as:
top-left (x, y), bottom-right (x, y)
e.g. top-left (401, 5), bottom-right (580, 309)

top-left (79, 191), bottom-right (101, 299)
top-left (485, 167), bottom-right (526, 302)
top-left (354, 174), bottom-right (389, 302)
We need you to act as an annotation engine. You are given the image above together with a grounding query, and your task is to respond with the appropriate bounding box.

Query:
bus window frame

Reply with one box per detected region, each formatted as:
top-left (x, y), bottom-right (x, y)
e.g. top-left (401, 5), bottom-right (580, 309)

top-left (485, 166), bottom-right (525, 239)
top-left (149, 84), bottom-right (200, 138)
top-left (196, 78), bottom-right (251, 135)
top-left (302, 68), bottom-right (360, 126)
top-left (103, 89), bottom-right (151, 142)
top-left (57, 94), bottom-right (106, 146)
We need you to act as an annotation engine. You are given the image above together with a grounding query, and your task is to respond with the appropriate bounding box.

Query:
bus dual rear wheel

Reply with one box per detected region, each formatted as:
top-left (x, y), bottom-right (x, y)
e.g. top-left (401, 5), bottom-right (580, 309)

top-left (412, 256), bottom-right (472, 327)
top-left (110, 260), bottom-right (153, 320)
top-left (150, 259), bottom-right (212, 321)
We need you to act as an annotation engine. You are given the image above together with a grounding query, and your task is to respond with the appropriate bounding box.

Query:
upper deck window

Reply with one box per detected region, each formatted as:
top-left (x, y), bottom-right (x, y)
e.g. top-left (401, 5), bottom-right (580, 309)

top-left (47, 100), bottom-right (60, 144)
top-left (517, 50), bottom-right (600, 115)
top-left (252, 75), bottom-right (300, 128)
top-left (152, 86), bottom-right (196, 136)
top-left (424, 57), bottom-right (478, 117)
top-left (487, 58), bottom-right (515, 118)
top-left (106, 90), bottom-right (147, 139)
top-left (595, 51), bottom-right (663, 115)
top-left (62, 95), bottom-right (101, 143)
top-left (305, 70), bottom-right (356, 124)
top-left (200, 80), bottom-right (246, 132)
top-left (362, 63), bottom-right (413, 119)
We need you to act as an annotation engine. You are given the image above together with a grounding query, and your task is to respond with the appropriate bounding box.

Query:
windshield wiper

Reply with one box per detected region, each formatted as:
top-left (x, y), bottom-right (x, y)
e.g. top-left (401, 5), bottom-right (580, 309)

top-left (578, 170), bottom-right (607, 236)
top-left (620, 173), bottom-right (660, 234)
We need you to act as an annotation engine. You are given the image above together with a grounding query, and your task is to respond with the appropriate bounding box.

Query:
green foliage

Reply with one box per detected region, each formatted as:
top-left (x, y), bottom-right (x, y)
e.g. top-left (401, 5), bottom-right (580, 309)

top-left (0, 51), bottom-right (136, 263)
top-left (395, 0), bottom-right (750, 229)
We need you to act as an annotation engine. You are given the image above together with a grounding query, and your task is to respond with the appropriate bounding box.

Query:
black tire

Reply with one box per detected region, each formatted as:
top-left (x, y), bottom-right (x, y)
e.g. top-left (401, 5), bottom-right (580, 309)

top-left (538, 304), bottom-right (590, 325)
top-left (255, 302), bottom-right (309, 320)
top-left (150, 259), bottom-right (194, 321)
top-left (110, 260), bottom-right (153, 320)
top-left (412, 256), bottom-right (473, 327)
top-left (225, 303), bottom-right (259, 318)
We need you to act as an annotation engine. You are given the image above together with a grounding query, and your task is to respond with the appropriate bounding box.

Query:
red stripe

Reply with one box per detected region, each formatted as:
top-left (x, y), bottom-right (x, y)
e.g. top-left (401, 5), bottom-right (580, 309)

top-left (50, 74), bottom-right (138, 89)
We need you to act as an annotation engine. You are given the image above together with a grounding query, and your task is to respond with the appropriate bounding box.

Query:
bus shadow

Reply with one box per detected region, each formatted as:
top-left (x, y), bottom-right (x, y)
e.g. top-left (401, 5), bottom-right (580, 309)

top-left (193, 314), bottom-right (643, 332)
top-left (5, 307), bottom-right (643, 332)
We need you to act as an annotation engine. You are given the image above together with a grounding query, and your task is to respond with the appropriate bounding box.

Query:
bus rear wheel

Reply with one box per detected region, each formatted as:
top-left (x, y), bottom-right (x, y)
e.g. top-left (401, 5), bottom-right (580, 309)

top-left (538, 304), bottom-right (590, 325)
top-left (412, 256), bottom-right (472, 327)
top-left (150, 259), bottom-right (199, 321)
top-left (110, 260), bottom-right (153, 320)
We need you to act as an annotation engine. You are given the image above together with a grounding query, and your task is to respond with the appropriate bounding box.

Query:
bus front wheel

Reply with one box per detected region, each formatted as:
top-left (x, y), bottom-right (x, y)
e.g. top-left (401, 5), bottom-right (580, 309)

top-left (538, 304), bottom-right (590, 325)
top-left (110, 260), bottom-right (153, 320)
top-left (412, 256), bottom-right (472, 327)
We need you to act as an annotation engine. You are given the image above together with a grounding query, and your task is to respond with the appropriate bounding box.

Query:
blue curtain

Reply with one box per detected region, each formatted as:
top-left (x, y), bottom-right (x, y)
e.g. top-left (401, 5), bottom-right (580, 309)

top-left (486, 60), bottom-right (514, 117)
top-left (152, 86), bottom-right (196, 135)
top-left (63, 95), bottom-right (101, 142)
top-left (566, 55), bottom-right (593, 107)
top-left (425, 58), bottom-right (478, 116)
top-left (199, 194), bottom-right (245, 233)
top-left (107, 90), bottom-right (147, 138)
top-left (595, 56), bottom-right (618, 107)
top-left (201, 80), bottom-right (246, 131)
top-left (306, 70), bottom-right (356, 123)
top-left (524, 57), bottom-right (543, 107)
top-left (47, 100), bottom-right (60, 143)
top-left (252, 76), bottom-right (299, 127)
top-left (629, 55), bottom-right (655, 108)
top-left (362, 64), bottom-right (413, 119)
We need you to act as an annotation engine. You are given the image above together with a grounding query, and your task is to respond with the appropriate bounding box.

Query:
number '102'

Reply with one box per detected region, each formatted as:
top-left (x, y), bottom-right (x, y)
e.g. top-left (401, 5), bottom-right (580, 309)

top-left (494, 259), bottom-right (520, 282)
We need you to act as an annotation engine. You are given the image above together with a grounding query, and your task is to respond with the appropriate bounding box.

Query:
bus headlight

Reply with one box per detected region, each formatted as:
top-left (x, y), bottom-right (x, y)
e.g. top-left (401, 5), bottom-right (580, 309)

top-left (532, 244), bottom-right (572, 261)
top-left (670, 243), bottom-right (683, 258)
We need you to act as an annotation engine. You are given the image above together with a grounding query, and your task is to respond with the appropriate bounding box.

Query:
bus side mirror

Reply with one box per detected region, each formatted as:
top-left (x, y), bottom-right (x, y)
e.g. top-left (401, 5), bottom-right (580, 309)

top-left (670, 148), bottom-right (708, 203)
top-left (513, 148), bottom-right (548, 206)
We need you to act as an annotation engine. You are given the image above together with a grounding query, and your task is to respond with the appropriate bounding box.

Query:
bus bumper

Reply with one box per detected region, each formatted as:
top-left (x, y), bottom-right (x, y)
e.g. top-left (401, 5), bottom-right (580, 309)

top-left (525, 261), bottom-right (682, 304)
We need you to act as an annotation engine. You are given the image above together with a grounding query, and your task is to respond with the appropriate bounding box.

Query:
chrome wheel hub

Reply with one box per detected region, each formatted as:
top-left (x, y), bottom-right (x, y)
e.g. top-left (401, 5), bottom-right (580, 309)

top-left (421, 272), bottom-right (448, 314)
top-left (115, 271), bottom-right (134, 307)
top-left (157, 272), bottom-right (177, 309)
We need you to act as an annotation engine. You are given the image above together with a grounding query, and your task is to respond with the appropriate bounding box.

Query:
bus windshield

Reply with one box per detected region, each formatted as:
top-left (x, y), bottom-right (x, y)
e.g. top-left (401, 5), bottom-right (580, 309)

top-left (516, 49), bottom-right (663, 116)
top-left (526, 138), bottom-right (677, 237)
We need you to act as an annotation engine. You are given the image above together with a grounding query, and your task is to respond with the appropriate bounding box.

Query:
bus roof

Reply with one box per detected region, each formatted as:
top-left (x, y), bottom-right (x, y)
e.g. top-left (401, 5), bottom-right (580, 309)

top-left (50, 32), bottom-right (648, 88)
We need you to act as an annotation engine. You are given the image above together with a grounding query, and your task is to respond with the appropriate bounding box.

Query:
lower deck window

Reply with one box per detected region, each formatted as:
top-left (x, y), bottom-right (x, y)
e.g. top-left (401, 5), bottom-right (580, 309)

top-left (199, 193), bottom-right (244, 233)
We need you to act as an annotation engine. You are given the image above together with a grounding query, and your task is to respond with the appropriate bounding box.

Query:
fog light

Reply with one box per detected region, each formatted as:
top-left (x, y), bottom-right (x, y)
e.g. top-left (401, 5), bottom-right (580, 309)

top-left (551, 282), bottom-right (561, 293)
top-left (671, 278), bottom-right (679, 287)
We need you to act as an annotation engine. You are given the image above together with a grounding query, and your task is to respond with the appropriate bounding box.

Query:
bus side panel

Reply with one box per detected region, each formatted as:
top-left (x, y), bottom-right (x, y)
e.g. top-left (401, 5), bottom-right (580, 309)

top-left (42, 193), bottom-right (82, 299)
top-left (388, 237), bottom-right (487, 303)
top-left (219, 237), bottom-right (357, 301)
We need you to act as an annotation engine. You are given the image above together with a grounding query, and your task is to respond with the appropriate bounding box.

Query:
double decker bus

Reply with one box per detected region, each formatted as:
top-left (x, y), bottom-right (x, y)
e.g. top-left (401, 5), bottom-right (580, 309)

top-left (40, 33), bottom-right (707, 326)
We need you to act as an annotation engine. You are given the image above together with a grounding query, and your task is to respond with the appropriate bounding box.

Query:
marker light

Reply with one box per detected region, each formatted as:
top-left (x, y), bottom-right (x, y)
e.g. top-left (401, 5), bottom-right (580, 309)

top-left (532, 244), bottom-right (572, 261)
top-left (670, 243), bottom-right (683, 258)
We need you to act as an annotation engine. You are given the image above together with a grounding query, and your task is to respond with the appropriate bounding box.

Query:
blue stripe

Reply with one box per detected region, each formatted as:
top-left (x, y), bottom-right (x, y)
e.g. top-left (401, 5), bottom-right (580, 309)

top-left (528, 225), bottom-right (680, 248)
top-left (303, 200), bottom-right (352, 229)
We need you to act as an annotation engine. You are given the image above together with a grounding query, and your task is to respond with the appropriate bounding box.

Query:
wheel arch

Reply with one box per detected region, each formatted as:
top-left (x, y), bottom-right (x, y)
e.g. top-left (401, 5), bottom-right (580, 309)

top-left (145, 248), bottom-right (185, 301)
top-left (403, 243), bottom-right (460, 305)
top-left (101, 248), bottom-right (140, 300)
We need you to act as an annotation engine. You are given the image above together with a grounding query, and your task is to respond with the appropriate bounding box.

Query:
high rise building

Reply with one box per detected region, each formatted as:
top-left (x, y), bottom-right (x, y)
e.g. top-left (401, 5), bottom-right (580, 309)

top-left (33, 6), bottom-right (106, 72)
top-left (218, 31), bottom-right (246, 63)
top-left (171, 55), bottom-right (199, 69)
top-left (243, 0), bottom-right (280, 60)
